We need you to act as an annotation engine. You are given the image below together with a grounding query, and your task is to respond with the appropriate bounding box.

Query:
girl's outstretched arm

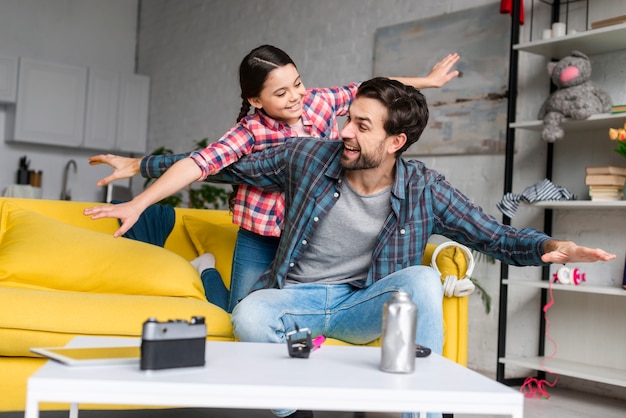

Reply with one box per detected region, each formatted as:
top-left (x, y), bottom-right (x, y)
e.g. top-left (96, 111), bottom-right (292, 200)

top-left (390, 53), bottom-right (460, 89)
top-left (84, 158), bottom-right (202, 237)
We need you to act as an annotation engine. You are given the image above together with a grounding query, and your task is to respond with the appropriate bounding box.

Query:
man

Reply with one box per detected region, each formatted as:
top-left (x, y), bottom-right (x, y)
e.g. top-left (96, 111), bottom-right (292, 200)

top-left (86, 78), bottom-right (615, 418)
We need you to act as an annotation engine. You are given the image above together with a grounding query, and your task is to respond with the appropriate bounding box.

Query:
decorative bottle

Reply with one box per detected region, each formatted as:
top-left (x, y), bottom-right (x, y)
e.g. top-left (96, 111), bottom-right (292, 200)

top-left (380, 291), bottom-right (417, 373)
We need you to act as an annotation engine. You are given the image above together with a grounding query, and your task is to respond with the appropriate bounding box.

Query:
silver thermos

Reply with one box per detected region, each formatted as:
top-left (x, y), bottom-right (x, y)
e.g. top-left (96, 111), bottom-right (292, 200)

top-left (380, 291), bottom-right (417, 373)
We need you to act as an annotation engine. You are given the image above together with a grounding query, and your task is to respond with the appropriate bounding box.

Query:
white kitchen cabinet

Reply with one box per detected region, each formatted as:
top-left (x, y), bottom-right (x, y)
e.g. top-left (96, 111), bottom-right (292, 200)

top-left (85, 70), bottom-right (149, 153)
top-left (84, 68), bottom-right (120, 150)
top-left (7, 56), bottom-right (149, 153)
top-left (0, 54), bottom-right (18, 103)
top-left (13, 57), bottom-right (87, 147)
top-left (115, 73), bottom-right (149, 154)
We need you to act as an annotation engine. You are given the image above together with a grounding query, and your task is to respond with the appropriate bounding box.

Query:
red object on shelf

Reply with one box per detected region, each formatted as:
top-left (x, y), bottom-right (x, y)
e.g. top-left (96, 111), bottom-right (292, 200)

top-left (500, 0), bottom-right (525, 25)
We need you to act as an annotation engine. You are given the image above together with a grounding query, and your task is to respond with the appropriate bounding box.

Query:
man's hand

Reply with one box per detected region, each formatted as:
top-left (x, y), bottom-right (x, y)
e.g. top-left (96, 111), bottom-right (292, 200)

top-left (541, 240), bottom-right (616, 264)
top-left (424, 53), bottom-right (460, 88)
top-left (89, 154), bottom-right (142, 187)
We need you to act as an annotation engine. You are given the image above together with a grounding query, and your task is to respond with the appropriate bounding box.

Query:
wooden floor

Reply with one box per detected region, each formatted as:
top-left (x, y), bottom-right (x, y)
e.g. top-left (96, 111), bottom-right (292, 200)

top-left (2, 387), bottom-right (626, 418)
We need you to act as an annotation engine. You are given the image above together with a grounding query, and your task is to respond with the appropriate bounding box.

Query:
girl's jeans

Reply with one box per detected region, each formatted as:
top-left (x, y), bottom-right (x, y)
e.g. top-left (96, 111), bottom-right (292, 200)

top-left (200, 228), bottom-right (279, 313)
top-left (231, 265), bottom-right (444, 418)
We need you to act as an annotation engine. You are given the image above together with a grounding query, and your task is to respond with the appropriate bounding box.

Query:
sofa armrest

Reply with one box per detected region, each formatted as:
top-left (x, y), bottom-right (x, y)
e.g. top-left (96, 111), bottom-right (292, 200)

top-left (423, 242), bottom-right (470, 366)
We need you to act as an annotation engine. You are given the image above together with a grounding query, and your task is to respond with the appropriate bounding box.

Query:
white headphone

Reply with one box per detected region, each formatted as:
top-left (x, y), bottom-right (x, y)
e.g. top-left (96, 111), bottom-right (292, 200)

top-left (430, 241), bottom-right (476, 297)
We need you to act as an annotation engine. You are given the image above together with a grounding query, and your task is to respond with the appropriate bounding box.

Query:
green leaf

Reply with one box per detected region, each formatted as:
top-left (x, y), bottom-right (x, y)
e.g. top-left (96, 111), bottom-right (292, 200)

top-left (469, 250), bottom-right (495, 314)
top-left (612, 140), bottom-right (626, 158)
top-left (469, 277), bottom-right (492, 314)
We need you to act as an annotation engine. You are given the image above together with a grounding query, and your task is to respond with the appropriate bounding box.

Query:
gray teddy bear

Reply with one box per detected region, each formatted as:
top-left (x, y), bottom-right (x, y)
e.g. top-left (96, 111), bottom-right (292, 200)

top-left (537, 50), bottom-right (612, 142)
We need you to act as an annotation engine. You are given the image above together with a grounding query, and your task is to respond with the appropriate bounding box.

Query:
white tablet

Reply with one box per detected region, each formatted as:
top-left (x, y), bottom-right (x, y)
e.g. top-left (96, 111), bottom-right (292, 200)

top-left (31, 345), bottom-right (140, 366)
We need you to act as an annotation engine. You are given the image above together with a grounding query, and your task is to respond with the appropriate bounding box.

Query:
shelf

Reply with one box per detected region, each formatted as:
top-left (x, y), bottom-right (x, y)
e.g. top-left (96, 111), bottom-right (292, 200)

top-left (499, 4), bottom-right (626, 389)
top-left (499, 356), bottom-right (626, 387)
top-left (524, 200), bottom-right (626, 209)
top-left (503, 279), bottom-right (626, 296)
top-left (513, 22), bottom-right (626, 58)
top-left (510, 112), bottom-right (626, 131)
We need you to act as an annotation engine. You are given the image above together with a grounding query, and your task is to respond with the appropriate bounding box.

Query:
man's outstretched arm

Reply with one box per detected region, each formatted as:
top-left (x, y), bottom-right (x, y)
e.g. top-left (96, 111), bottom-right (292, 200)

top-left (541, 240), bottom-right (616, 264)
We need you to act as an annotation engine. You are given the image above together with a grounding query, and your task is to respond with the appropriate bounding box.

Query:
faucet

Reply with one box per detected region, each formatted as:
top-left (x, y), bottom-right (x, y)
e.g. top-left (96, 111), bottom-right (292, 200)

top-left (60, 159), bottom-right (77, 200)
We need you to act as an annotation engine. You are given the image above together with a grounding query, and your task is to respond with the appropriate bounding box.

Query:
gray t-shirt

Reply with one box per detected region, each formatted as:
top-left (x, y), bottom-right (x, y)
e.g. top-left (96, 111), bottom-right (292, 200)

top-left (286, 179), bottom-right (392, 285)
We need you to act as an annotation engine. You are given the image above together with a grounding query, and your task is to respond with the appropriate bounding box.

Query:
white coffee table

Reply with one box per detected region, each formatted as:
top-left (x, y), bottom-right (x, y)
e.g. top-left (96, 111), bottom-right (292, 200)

top-left (25, 337), bottom-right (523, 418)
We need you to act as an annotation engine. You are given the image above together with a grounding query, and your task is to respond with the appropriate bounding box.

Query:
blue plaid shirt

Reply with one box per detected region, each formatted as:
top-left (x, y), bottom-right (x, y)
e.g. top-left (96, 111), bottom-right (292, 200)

top-left (172, 139), bottom-right (551, 290)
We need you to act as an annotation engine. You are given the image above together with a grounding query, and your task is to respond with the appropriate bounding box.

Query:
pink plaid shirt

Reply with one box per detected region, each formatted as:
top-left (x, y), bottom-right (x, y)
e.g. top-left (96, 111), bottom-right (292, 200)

top-left (191, 83), bottom-right (359, 237)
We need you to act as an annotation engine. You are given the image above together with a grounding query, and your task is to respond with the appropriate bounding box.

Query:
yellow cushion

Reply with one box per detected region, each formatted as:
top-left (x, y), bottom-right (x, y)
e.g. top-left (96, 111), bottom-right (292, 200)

top-left (183, 215), bottom-right (238, 288)
top-left (0, 287), bottom-right (234, 356)
top-left (0, 202), bottom-right (204, 299)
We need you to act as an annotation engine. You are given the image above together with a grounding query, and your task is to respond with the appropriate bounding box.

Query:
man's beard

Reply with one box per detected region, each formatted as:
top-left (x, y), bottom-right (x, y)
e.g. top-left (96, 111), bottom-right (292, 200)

top-left (340, 142), bottom-right (385, 170)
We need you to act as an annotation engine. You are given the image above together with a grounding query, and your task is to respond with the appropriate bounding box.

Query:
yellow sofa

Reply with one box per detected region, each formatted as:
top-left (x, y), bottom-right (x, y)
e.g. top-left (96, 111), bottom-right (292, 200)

top-left (0, 196), bottom-right (468, 412)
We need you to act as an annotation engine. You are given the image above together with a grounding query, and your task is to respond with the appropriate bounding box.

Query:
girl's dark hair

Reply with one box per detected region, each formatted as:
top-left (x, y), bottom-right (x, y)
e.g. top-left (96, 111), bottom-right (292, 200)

top-left (356, 77), bottom-right (429, 156)
top-left (236, 45), bottom-right (296, 122)
top-left (230, 45), bottom-right (296, 212)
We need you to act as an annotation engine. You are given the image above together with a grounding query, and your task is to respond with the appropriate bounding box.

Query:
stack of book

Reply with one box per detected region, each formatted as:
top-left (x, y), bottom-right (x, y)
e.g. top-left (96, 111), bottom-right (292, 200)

top-left (611, 104), bottom-right (626, 114)
top-left (585, 166), bottom-right (626, 201)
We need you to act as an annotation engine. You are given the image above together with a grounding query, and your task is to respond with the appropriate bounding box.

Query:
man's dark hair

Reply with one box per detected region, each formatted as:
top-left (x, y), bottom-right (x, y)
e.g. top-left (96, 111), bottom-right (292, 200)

top-left (356, 77), bottom-right (429, 156)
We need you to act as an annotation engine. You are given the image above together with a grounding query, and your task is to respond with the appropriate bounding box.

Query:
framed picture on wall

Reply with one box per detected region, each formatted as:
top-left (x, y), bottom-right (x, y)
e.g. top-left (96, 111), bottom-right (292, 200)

top-left (374, 3), bottom-right (510, 156)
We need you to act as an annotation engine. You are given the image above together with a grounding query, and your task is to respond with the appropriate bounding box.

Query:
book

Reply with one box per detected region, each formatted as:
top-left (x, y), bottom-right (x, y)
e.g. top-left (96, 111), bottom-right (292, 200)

top-left (591, 15), bottom-right (626, 29)
top-left (589, 185), bottom-right (624, 192)
top-left (589, 186), bottom-right (623, 195)
top-left (589, 183), bottom-right (624, 200)
top-left (589, 194), bottom-right (624, 201)
top-left (31, 345), bottom-right (140, 366)
top-left (612, 104), bottom-right (626, 114)
top-left (590, 196), bottom-right (624, 202)
top-left (585, 174), bottom-right (626, 186)
top-left (585, 165), bottom-right (626, 176)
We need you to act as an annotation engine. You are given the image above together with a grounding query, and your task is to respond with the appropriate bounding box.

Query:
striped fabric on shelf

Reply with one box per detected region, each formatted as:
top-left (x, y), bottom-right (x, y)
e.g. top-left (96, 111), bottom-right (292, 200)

top-left (497, 179), bottom-right (576, 218)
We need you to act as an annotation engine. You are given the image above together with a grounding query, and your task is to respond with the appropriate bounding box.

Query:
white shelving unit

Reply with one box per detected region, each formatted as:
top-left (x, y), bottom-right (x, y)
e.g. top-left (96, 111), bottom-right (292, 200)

top-left (503, 279), bottom-right (626, 297)
top-left (510, 112), bottom-right (626, 131)
top-left (513, 22), bottom-right (626, 57)
top-left (497, 7), bottom-right (626, 389)
top-left (500, 356), bottom-right (626, 388)
top-left (525, 200), bottom-right (626, 209)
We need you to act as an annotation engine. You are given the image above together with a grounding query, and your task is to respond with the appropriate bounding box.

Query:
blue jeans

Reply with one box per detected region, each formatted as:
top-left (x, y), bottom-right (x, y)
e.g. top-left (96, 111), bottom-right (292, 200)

top-left (201, 228), bottom-right (279, 313)
top-left (231, 265), bottom-right (444, 418)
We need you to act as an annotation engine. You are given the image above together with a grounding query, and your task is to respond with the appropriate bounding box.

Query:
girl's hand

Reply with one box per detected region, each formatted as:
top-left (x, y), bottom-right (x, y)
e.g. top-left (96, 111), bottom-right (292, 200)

top-left (424, 53), bottom-right (460, 88)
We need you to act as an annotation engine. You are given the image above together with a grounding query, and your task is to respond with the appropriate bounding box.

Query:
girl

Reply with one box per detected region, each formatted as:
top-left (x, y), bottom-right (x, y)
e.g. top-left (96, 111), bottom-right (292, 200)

top-left (86, 45), bottom-right (459, 312)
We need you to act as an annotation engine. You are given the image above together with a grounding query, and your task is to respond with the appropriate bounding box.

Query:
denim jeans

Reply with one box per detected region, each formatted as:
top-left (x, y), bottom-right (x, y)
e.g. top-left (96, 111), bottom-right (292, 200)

top-left (200, 228), bottom-right (279, 313)
top-left (229, 228), bottom-right (280, 312)
top-left (231, 265), bottom-right (444, 418)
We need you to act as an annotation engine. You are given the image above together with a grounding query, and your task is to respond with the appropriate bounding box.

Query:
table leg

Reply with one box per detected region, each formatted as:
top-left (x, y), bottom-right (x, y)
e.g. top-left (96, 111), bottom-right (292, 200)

top-left (24, 394), bottom-right (39, 418)
top-left (69, 403), bottom-right (79, 418)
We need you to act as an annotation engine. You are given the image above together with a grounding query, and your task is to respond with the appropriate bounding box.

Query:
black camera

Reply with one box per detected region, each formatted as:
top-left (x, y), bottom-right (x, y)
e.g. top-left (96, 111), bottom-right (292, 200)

top-left (286, 324), bottom-right (312, 359)
top-left (140, 316), bottom-right (206, 370)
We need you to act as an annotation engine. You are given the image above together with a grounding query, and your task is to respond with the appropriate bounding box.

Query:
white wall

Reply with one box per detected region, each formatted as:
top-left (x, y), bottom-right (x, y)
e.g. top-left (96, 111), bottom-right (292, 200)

top-left (136, 0), bottom-right (626, 398)
top-left (0, 0), bottom-right (138, 202)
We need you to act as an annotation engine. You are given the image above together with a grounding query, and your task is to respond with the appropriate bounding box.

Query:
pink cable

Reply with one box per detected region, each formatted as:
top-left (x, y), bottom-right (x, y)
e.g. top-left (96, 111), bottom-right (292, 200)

top-left (520, 278), bottom-right (559, 399)
top-left (312, 335), bottom-right (326, 351)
